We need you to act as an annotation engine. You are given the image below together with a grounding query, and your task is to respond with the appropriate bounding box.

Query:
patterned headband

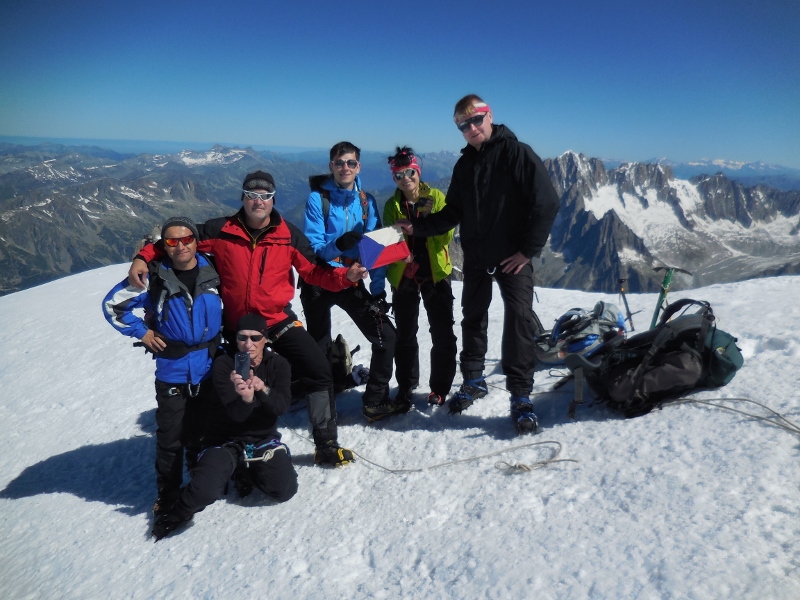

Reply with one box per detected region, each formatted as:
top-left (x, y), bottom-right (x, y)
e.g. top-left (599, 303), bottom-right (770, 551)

top-left (389, 153), bottom-right (421, 175)
top-left (454, 102), bottom-right (491, 125)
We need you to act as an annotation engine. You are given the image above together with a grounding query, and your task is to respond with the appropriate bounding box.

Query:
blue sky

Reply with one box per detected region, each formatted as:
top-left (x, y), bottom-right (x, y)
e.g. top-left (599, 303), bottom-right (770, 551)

top-left (1, 0), bottom-right (798, 167)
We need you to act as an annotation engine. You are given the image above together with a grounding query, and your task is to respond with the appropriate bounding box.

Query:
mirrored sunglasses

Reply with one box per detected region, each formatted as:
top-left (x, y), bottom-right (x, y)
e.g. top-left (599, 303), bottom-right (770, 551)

top-left (164, 235), bottom-right (195, 247)
top-left (236, 333), bottom-right (265, 342)
top-left (333, 159), bottom-right (359, 169)
top-left (456, 114), bottom-right (487, 132)
top-left (393, 169), bottom-right (417, 181)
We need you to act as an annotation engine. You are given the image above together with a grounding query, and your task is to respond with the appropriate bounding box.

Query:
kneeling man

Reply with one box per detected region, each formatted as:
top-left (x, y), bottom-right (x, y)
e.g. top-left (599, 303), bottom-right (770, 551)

top-left (153, 313), bottom-right (298, 541)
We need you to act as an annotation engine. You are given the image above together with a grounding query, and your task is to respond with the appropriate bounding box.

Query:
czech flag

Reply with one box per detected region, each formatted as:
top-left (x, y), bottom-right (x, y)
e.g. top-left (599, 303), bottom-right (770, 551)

top-left (357, 225), bottom-right (411, 270)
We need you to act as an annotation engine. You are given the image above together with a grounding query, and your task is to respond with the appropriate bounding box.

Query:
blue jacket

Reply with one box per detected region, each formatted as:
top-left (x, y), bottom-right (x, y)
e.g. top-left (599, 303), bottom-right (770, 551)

top-left (102, 254), bottom-right (223, 385)
top-left (304, 174), bottom-right (386, 296)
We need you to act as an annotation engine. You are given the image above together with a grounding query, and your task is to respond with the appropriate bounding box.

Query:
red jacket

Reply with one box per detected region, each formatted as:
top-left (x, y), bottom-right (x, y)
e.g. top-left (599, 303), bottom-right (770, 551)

top-left (138, 210), bottom-right (353, 332)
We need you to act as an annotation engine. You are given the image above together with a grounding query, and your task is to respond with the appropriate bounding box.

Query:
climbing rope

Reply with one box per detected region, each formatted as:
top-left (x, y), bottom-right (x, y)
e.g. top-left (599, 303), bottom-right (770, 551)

top-left (668, 396), bottom-right (800, 437)
top-left (279, 416), bottom-right (576, 475)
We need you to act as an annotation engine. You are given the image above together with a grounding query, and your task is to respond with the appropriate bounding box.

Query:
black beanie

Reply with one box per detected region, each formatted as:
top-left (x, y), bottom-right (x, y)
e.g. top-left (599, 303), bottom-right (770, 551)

top-left (237, 313), bottom-right (267, 334)
top-left (161, 216), bottom-right (200, 241)
top-left (242, 171), bottom-right (275, 192)
top-left (242, 170), bottom-right (276, 205)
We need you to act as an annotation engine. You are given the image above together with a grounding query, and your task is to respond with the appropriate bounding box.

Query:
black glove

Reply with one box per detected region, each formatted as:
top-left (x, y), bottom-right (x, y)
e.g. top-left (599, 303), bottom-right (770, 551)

top-left (335, 231), bottom-right (362, 251)
top-left (370, 291), bottom-right (391, 315)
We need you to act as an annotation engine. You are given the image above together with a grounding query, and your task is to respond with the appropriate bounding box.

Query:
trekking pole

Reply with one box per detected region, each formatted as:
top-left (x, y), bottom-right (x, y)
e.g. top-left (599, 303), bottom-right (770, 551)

top-left (650, 266), bottom-right (692, 329)
top-left (618, 278), bottom-right (637, 332)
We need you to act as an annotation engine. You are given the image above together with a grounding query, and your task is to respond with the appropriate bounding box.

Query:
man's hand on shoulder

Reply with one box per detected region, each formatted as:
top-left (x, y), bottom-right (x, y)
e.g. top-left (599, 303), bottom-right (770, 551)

top-left (128, 258), bottom-right (149, 289)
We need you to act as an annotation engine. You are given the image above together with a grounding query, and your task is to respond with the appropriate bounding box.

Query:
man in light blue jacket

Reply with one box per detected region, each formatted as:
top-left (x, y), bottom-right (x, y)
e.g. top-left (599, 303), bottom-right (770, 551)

top-left (302, 141), bottom-right (400, 421)
top-left (103, 216), bottom-right (223, 519)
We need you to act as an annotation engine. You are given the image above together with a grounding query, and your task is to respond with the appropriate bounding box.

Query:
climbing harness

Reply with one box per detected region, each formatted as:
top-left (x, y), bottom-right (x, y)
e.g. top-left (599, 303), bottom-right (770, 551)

top-left (242, 440), bottom-right (290, 464)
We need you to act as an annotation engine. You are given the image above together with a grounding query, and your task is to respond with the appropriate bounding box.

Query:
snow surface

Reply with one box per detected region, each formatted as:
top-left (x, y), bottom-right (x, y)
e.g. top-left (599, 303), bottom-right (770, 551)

top-left (1, 266), bottom-right (799, 599)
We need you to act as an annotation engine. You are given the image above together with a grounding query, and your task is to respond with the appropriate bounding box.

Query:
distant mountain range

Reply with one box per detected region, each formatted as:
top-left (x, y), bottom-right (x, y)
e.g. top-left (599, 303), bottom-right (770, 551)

top-left (601, 157), bottom-right (800, 191)
top-left (1, 142), bottom-right (798, 296)
top-left (538, 152), bottom-right (800, 292)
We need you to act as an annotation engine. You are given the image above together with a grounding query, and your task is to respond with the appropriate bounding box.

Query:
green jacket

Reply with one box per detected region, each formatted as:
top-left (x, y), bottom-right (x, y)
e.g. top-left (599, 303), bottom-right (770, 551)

top-left (382, 183), bottom-right (454, 288)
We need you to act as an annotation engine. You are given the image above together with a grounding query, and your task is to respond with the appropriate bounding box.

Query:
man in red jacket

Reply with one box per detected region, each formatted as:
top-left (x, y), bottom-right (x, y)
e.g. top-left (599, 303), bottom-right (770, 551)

top-left (128, 171), bottom-right (365, 467)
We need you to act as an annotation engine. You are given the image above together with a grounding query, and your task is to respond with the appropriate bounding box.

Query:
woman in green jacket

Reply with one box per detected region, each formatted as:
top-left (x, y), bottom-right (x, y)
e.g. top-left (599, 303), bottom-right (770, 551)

top-left (383, 147), bottom-right (458, 407)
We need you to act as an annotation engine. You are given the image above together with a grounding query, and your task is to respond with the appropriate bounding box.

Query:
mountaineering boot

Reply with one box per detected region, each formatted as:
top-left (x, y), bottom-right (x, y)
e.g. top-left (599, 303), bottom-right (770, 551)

top-left (362, 399), bottom-right (412, 422)
top-left (510, 396), bottom-right (539, 434)
top-left (152, 508), bottom-right (192, 542)
top-left (314, 440), bottom-right (355, 467)
top-left (448, 378), bottom-right (488, 414)
top-left (427, 392), bottom-right (445, 406)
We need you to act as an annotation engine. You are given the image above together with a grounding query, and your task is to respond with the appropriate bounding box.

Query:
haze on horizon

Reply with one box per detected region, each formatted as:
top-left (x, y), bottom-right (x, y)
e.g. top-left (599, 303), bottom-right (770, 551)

top-left (1, 0), bottom-right (798, 168)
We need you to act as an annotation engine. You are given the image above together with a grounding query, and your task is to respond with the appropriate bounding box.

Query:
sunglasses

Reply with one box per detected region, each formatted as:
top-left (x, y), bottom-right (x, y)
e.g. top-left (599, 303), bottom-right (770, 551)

top-left (236, 333), bottom-right (265, 342)
top-left (243, 190), bottom-right (275, 201)
top-left (456, 114), bottom-right (487, 132)
top-left (164, 235), bottom-right (195, 247)
top-left (393, 169), bottom-right (417, 181)
top-left (332, 159), bottom-right (359, 169)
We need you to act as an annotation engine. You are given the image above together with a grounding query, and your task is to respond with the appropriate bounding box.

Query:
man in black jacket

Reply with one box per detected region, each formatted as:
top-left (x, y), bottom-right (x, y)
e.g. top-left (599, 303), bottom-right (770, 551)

top-left (397, 94), bottom-right (560, 433)
top-left (152, 314), bottom-right (299, 541)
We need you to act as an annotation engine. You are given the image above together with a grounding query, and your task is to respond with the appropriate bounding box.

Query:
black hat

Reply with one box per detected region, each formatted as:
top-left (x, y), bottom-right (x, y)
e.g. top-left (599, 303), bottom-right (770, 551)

top-left (161, 216), bottom-right (199, 241)
top-left (237, 313), bottom-right (267, 334)
top-left (242, 171), bottom-right (275, 192)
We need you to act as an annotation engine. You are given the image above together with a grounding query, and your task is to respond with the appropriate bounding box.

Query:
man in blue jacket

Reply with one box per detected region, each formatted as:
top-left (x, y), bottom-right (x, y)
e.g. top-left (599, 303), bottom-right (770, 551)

top-left (302, 141), bottom-right (399, 421)
top-left (103, 216), bottom-right (223, 517)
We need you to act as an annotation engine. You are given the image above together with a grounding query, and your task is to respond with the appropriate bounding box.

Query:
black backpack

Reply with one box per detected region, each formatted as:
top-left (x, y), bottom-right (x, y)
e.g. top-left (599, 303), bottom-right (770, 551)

top-left (565, 298), bottom-right (744, 417)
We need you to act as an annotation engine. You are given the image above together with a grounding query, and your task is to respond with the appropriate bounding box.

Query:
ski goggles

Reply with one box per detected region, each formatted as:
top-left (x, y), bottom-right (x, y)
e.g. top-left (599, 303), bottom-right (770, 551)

top-left (236, 333), bottom-right (265, 342)
top-left (332, 159), bottom-right (359, 169)
top-left (243, 190), bottom-right (275, 201)
top-left (163, 235), bottom-right (196, 247)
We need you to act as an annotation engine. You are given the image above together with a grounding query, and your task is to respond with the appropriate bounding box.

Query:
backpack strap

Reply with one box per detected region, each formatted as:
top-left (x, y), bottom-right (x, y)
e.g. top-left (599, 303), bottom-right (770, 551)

top-left (657, 299), bottom-right (711, 327)
top-left (358, 190), bottom-right (369, 225)
top-left (320, 189), bottom-right (330, 227)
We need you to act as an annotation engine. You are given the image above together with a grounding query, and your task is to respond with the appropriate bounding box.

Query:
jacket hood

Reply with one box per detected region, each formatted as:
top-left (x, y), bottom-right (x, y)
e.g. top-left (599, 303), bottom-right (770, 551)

top-left (308, 174), bottom-right (328, 193)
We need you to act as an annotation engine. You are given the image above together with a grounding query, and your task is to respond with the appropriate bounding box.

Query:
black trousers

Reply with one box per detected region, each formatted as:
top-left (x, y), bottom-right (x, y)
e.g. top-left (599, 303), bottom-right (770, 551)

top-left (175, 439), bottom-right (298, 517)
top-left (154, 378), bottom-right (214, 496)
top-left (460, 263), bottom-right (543, 395)
top-left (300, 281), bottom-right (396, 406)
top-left (268, 319), bottom-right (339, 446)
top-left (392, 277), bottom-right (457, 397)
